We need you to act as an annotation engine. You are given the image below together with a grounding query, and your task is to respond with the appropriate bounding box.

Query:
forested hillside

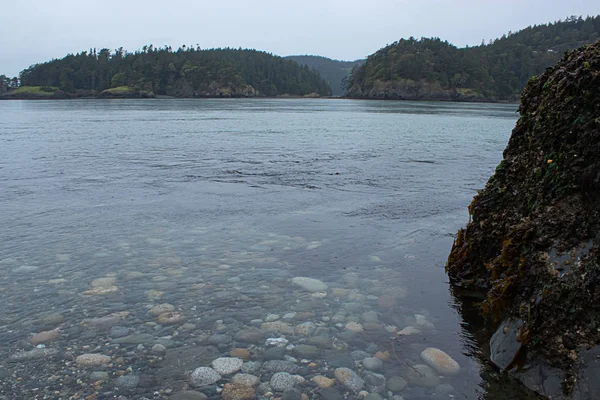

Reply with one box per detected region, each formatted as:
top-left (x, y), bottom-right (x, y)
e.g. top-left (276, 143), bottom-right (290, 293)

top-left (15, 47), bottom-right (332, 98)
top-left (347, 16), bottom-right (600, 101)
top-left (0, 75), bottom-right (18, 94)
top-left (286, 55), bottom-right (364, 96)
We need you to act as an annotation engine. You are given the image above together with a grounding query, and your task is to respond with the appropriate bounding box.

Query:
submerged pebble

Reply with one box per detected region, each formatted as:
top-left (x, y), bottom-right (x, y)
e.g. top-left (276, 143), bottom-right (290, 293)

top-left (30, 329), bottom-right (59, 344)
top-left (156, 311), bottom-right (183, 324)
top-left (190, 367), bottom-right (221, 387)
top-left (294, 321), bottom-right (316, 336)
top-left (231, 373), bottom-right (260, 387)
top-left (291, 277), bottom-right (328, 292)
top-left (9, 348), bottom-right (59, 362)
top-left (116, 374), bottom-right (140, 390)
top-left (109, 325), bottom-right (130, 338)
top-left (168, 392), bottom-right (207, 400)
top-left (334, 367), bottom-right (364, 391)
top-left (345, 322), bottom-right (364, 332)
top-left (75, 353), bottom-right (111, 366)
top-left (149, 303), bottom-right (176, 316)
top-left (397, 326), bottom-right (421, 336)
top-left (211, 357), bottom-right (244, 375)
top-left (311, 375), bottom-right (335, 388)
top-left (221, 383), bottom-right (256, 400)
top-left (266, 337), bottom-right (289, 347)
top-left (261, 321), bottom-right (294, 334)
top-left (90, 371), bottom-right (109, 381)
top-left (270, 372), bottom-right (296, 391)
top-left (241, 361), bottom-right (262, 374)
top-left (420, 347), bottom-right (461, 375)
top-left (403, 364), bottom-right (441, 388)
top-left (235, 328), bottom-right (266, 344)
top-left (263, 360), bottom-right (299, 373)
top-left (386, 376), bottom-right (407, 392)
top-left (362, 357), bottom-right (383, 371)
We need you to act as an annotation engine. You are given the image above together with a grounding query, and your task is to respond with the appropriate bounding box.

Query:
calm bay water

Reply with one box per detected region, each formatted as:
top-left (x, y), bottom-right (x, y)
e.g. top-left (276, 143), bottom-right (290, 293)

top-left (0, 99), bottom-right (534, 399)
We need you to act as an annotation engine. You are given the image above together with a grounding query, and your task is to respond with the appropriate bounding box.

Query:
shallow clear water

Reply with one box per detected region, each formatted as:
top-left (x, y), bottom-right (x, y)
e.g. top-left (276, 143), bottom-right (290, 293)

top-left (0, 99), bottom-right (534, 399)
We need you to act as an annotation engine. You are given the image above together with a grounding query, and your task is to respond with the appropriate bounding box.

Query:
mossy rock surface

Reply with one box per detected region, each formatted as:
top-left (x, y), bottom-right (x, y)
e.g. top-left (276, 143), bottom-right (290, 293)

top-left (447, 40), bottom-right (600, 398)
top-left (2, 86), bottom-right (71, 99)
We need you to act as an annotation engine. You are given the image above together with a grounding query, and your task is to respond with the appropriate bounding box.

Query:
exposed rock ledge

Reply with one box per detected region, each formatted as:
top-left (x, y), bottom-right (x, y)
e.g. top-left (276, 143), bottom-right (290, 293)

top-left (447, 40), bottom-right (600, 399)
top-left (346, 79), bottom-right (499, 102)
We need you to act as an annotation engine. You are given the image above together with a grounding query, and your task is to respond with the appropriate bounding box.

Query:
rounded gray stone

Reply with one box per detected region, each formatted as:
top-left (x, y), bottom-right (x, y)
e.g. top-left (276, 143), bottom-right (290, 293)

top-left (292, 344), bottom-right (320, 359)
top-left (291, 277), bottom-right (328, 292)
top-left (116, 375), bottom-right (140, 390)
top-left (435, 383), bottom-right (455, 395)
top-left (257, 382), bottom-right (271, 395)
top-left (350, 350), bottom-right (370, 360)
top-left (231, 373), bottom-right (260, 387)
top-left (207, 334), bottom-right (232, 345)
top-left (263, 360), bottom-right (299, 373)
top-left (109, 326), bottom-right (130, 338)
top-left (403, 364), bottom-right (440, 388)
top-left (234, 328), bottom-right (265, 344)
top-left (364, 372), bottom-right (386, 393)
top-left (168, 391), bottom-right (208, 400)
top-left (241, 361), bottom-right (262, 374)
top-left (211, 357), bottom-right (243, 375)
top-left (190, 367), bottom-right (221, 387)
top-left (361, 311), bottom-right (379, 323)
top-left (362, 357), bottom-right (383, 371)
top-left (152, 343), bottom-right (167, 354)
top-left (282, 388), bottom-right (303, 400)
top-left (386, 376), bottom-right (407, 392)
top-left (295, 321), bottom-right (317, 336)
top-left (270, 372), bottom-right (296, 391)
top-left (320, 388), bottom-right (344, 400)
top-left (264, 346), bottom-right (286, 360)
top-left (90, 371), bottom-right (109, 381)
top-left (334, 367), bottom-right (364, 391)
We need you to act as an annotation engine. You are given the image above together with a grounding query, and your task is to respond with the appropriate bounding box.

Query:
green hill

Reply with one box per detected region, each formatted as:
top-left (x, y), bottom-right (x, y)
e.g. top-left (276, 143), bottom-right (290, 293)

top-left (286, 55), bottom-right (364, 96)
top-left (347, 15), bottom-right (600, 102)
top-left (16, 47), bottom-right (332, 98)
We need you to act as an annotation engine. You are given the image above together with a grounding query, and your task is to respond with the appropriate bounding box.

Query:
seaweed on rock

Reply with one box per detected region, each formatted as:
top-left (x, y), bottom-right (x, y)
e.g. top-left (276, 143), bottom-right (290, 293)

top-left (447, 40), bottom-right (600, 398)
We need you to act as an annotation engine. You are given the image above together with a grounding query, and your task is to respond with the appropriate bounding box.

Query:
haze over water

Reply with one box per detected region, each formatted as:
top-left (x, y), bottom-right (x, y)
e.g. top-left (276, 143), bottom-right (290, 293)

top-left (0, 99), bottom-right (533, 399)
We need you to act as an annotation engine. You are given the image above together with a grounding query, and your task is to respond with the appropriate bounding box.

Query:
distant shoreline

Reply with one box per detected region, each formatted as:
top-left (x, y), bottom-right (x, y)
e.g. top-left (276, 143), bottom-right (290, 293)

top-left (0, 94), bottom-right (518, 104)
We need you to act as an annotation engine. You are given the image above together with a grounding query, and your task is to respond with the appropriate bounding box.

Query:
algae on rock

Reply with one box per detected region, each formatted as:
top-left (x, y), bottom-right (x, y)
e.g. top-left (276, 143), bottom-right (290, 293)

top-left (447, 40), bottom-right (600, 398)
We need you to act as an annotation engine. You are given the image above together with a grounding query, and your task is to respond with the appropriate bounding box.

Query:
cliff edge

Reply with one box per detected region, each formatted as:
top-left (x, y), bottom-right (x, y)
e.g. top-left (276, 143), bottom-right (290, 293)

top-left (447, 41), bottom-right (600, 398)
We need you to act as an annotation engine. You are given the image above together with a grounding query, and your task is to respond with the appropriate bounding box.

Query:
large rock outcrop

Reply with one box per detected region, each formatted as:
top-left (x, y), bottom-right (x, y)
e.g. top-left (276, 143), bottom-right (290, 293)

top-left (347, 79), bottom-right (493, 102)
top-left (447, 41), bottom-right (600, 398)
top-left (164, 81), bottom-right (257, 98)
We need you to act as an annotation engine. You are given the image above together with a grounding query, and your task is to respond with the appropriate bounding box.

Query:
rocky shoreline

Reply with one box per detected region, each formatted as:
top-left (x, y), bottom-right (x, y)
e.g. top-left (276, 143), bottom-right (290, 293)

top-left (0, 86), bottom-right (327, 100)
top-left (1, 265), bottom-right (468, 400)
top-left (345, 79), bottom-right (507, 103)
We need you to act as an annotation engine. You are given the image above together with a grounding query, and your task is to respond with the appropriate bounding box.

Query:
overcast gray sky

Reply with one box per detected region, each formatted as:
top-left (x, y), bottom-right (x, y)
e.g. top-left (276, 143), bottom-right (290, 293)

top-left (1, 0), bottom-right (598, 77)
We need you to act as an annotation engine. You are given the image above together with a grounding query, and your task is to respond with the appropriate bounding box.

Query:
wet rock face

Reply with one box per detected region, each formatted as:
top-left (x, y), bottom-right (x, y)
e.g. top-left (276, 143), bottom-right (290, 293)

top-left (447, 40), bottom-right (600, 397)
top-left (489, 319), bottom-right (524, 371)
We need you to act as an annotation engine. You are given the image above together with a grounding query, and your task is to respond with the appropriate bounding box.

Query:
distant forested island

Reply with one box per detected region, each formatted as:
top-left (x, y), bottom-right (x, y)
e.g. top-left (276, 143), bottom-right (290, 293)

top-left (347, 16), bottom-right (600, 101)
top-left (1, 15), bottom-right (599, 101)
top-left (0, 48), bottom-right (332, 99)
top-left (285, 56), bottom-right (364, 96)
